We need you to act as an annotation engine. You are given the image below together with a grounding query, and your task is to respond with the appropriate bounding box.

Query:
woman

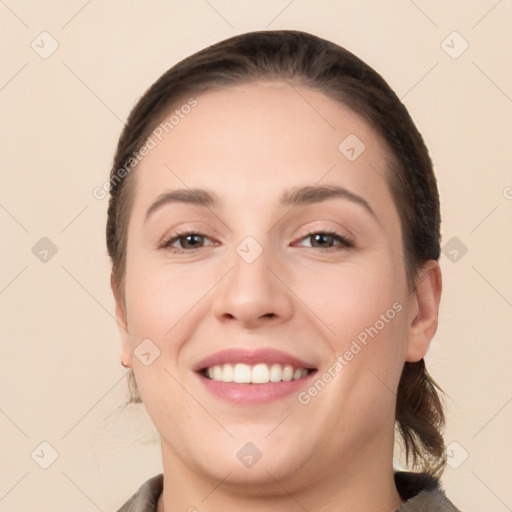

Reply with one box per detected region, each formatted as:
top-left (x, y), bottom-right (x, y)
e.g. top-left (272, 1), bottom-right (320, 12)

top-left (107, 30), bottom-right (460, 511)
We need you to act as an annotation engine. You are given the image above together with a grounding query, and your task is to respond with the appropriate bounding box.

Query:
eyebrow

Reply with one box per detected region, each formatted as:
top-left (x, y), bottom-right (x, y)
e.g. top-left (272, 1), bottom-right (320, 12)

top-left (144, 185), bottom-right (377, 222)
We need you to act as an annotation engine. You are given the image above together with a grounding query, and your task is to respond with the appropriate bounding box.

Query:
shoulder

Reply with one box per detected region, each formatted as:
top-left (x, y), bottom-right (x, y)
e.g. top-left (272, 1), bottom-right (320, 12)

top-left (115, 474), bottom-right (163, 512)
top-left (394, 471), bottom-right (461, 511)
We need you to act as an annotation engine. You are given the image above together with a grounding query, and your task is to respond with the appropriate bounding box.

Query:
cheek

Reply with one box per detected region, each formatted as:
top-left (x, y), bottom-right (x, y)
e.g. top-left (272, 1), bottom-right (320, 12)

top-left (122, 263), bottom-right (195, 418)
top-left (123, 255), bottom-right (221, 362)
top-left (299, 260), bottom-right (402, 339)
top-left (300, 259), bottom-right (408, 395)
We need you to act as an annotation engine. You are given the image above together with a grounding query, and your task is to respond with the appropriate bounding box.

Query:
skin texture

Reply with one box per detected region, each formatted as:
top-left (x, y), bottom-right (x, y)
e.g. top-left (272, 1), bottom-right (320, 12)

top-left (113, 81), bottom-right (442, 512)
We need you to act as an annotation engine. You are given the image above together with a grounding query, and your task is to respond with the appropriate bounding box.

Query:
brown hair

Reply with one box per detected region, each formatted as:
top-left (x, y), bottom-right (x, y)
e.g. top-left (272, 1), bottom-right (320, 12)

top-left (107, 30), bottom-right (446, 476)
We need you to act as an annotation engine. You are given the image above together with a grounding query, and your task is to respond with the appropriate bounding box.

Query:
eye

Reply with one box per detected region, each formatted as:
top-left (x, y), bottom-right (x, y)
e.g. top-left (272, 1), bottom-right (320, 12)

top-left (160, 231), bottom-right (216, 253)
top-left (160, 229), bottom-right (353, 254)
top-left (294, 230), bottom-right (354, 251)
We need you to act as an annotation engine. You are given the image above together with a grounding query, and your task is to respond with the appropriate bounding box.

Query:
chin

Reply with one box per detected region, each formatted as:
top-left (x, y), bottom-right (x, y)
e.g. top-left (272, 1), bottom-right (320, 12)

top-left (207, 454), bottom-right (306, 491)
top-left (179, 429), bottom-right (311, 488)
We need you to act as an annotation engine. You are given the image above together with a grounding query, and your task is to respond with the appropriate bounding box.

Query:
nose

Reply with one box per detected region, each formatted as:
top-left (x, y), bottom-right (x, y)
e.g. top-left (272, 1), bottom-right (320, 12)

top-left (213, 241), bottom-right (294, 330)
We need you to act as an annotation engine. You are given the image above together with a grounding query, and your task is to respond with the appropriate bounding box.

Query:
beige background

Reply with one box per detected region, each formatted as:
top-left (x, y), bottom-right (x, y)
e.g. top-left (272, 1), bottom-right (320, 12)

top-left (1, 1), bottom-right (511, 511)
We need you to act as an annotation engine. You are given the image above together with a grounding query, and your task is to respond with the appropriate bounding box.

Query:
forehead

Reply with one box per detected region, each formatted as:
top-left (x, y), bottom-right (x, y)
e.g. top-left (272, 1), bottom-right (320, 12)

top-left (132, 81), bottom-right (398, 223)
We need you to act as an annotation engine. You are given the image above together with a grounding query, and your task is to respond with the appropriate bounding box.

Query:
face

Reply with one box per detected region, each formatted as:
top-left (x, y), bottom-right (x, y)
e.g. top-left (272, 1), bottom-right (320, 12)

top-left (115, 81), bottom-right (434, 490)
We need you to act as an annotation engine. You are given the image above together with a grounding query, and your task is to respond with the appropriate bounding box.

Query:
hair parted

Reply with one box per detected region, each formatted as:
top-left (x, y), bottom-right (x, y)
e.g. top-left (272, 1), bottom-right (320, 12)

top-left (107, 30), bottom-right (446, 476)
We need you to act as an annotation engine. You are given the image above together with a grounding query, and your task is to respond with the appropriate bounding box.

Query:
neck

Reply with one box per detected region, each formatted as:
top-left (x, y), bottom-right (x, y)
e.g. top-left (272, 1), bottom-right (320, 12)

top-left (157, 437), bottom-right (404, 512)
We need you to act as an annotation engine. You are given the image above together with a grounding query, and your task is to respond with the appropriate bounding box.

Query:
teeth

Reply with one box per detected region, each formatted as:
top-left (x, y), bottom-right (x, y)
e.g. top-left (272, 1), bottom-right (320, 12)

top-left (233, 363), bottom-right (251, 383)
top-left (213, 365), bottom-right (222, 381)
top-left (204, 363), bottom-right (309, 384)
top-left (221, 364), bottom-right (234, 383)
top-left (251, 363), bottom-right (270, 384)
top-left (269, 363), bottom-right (282, 382)
top-left (282, 365), bottom-right (294, 381)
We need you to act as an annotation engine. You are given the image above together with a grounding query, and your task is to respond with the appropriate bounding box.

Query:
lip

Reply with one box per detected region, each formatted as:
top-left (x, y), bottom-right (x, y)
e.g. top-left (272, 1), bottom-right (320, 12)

top-left (195, 371), bottom-right (317, 404)
top-left (192, 348), bottom-right (317, 372)
top-left (192, 348), bottom-right (318, 405)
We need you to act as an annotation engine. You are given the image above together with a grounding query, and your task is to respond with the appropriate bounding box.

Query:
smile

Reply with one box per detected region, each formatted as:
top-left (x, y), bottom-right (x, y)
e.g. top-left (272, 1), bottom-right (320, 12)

top-left (194, 347), bottom-right (318, 404)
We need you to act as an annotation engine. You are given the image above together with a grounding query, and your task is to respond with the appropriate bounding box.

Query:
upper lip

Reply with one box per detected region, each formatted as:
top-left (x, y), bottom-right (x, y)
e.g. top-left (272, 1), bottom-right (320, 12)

top-left (193, 348), bottom-right (318, 372)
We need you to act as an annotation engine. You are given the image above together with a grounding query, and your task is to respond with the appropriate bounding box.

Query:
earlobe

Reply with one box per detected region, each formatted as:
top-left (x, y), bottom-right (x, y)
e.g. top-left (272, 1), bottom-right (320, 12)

top-left (405, 260), bottom-right (442, 363)
top-left (111, 272), bottom-right (133, 367)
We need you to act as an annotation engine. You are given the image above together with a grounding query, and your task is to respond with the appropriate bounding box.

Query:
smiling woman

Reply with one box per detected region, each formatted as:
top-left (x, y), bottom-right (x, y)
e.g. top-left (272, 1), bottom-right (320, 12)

top-left (107, 30), bottom-right (460, 511)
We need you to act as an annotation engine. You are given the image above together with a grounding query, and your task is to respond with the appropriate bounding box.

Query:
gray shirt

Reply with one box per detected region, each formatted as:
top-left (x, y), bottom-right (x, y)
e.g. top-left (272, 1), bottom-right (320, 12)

top-left (116, 471), bottom-right (461, 511)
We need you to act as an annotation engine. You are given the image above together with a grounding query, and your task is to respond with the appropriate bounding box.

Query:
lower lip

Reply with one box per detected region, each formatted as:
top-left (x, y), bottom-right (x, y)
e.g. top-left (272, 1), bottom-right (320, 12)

top-left (196, 371), bottom-right (317, 405)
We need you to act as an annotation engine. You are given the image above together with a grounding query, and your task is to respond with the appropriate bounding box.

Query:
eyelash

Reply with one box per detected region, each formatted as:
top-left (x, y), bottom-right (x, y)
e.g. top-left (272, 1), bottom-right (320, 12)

top-left (160, 230), bottom-right (354, 254)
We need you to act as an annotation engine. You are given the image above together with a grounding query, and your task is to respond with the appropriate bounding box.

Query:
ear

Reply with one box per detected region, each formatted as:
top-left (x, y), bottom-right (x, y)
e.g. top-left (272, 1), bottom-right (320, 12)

top-left (111, 272), bottom-right (132, 367)
top-left (405, 260), bottom-right (442, 362)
